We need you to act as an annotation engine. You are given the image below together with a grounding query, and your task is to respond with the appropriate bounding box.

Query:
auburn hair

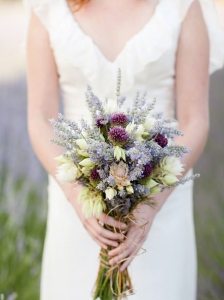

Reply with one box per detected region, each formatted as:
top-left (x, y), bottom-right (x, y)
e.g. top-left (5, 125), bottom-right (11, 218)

top-left (68, 0), bottom-right (90, 11)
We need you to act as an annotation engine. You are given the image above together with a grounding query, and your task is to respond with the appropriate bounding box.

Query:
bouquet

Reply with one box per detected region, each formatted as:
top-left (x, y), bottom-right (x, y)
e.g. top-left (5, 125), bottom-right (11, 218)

top-left (50, 69), bottom-right (199, 299)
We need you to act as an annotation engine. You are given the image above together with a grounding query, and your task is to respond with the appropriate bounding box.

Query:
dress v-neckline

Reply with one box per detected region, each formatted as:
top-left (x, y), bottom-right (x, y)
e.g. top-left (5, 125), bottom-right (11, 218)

top-left (63, 0), bottom-right (163, 65)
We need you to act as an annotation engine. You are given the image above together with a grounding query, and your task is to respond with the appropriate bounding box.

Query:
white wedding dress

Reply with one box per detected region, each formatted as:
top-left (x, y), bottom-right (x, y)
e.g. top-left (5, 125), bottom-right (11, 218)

top-left (22, 0), bottom-right (224, 299)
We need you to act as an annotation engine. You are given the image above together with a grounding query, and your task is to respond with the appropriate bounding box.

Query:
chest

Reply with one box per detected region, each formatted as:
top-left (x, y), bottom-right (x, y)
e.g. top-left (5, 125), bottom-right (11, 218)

top-left (49, 0), bottom-right (182, 95)
top-left (67, 0), bottom-right (160, 63)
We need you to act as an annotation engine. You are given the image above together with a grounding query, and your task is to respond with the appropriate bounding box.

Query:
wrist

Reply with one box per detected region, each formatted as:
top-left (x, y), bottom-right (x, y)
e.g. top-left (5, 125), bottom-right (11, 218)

top-left (61, 182), bottom-right (82, 202)
top-left (152, 186), bottom-right (175, 213)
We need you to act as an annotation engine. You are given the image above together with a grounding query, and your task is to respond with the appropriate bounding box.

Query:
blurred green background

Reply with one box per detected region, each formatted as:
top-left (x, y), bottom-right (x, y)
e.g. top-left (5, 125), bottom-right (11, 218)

top-left (0, 1), bottom-right (224, 300)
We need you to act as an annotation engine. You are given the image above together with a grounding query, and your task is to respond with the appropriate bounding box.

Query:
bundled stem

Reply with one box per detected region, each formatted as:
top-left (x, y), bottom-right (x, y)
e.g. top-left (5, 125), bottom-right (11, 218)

top-left (93, 247), bottom-right (133, 300)
top-left (93, 210), bottom-right (134, 300)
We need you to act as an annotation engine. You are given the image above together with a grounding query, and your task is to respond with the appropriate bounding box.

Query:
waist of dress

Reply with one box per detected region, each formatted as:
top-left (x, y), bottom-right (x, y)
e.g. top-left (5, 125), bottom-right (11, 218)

top-left (60, 85), bottom-right (176, 122)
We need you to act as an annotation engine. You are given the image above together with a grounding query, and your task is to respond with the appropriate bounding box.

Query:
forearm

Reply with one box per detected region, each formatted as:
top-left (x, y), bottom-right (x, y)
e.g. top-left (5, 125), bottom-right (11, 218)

top-left (29, 117), bottom-right (62, 176)
top-left (175, 118), bottom-right (209, 176)
top-left (28, 117), bottom-right (81, 201)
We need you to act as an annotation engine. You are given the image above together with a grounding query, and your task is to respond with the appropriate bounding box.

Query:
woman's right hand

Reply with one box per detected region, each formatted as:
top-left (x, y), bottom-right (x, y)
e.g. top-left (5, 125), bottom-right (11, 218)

top-left (64, 184), bottom-right (127, 250)
top-left (80, 212), bottom-right (127, 250)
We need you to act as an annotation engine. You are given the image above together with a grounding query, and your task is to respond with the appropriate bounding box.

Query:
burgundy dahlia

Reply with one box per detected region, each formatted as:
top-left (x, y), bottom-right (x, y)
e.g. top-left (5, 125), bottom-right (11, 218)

top-left (110, 113), bottom-right (128, 127)
top-left (142, 163), bottom-right (153, 178)
top-left (154, 133), bottom-right (168, 148)
top-left (90, 168), bottom-right (100, 181)
top-left (108, 126), bottom-right (129, 145)
top-left (96, 117), bottom-right (105, 128)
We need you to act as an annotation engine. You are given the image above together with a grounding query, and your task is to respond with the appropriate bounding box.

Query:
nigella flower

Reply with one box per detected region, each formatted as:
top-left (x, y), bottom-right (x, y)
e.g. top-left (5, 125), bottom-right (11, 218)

top-left (108, 126), bottom-right (129, 146)
top-left (110, 113), bottom-right (128, 127)
top-left (142, 162), bottom-right (153, 178)
top-left (90, 168), bottom-right (100, 181)
top-left (96, 117), bottom-right (106, 128)
top-left (154, 133), bottom-right (168, 148)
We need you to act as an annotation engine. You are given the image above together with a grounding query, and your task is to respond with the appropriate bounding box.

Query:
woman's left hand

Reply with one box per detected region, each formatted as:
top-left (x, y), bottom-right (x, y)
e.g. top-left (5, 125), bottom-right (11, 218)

top-left (108, 203), bottom-right (157, 271)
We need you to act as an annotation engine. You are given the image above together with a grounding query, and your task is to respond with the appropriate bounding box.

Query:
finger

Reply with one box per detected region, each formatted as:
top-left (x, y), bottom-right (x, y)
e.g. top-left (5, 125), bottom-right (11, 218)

top-left (92, 237), bottom-right (108, 250)
top-left (108, 240), bottom-right (128, 257)
top-left (109, 242), bottom-right (138, 265)
top-left (97, 235), bottom-right (119, 248)
top-left (87, 228), bottom-right (108, 249)
top-left (94, 220), bottom-right (125, 241)
top-left (88, 220), bottom-right (120, 247)
top-left (108, 230), bottom-right (139, 257)
top-left (109, 247), bottom-right (130, 265)
top-left (99, 213), bottom-right (127, 231)
top-left (119, 247), bottom-right (140, 271)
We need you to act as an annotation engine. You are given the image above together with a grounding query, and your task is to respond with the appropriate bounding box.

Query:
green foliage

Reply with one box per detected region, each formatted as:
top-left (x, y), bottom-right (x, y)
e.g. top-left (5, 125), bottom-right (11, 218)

top-left (195, 188), bottom-right (224, 300)
top-left (0, 171), bottom-right (46, 300)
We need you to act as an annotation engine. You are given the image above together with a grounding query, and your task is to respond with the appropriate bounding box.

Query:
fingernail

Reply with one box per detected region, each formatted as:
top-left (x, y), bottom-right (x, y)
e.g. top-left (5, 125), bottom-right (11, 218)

top-left (121, 224), bottom-right (127, 229)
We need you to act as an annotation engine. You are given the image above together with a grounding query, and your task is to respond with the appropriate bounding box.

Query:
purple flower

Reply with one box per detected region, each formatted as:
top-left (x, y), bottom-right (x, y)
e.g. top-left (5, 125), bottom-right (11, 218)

top-left (90, 168), bottom-right (100, 181)
top-left (142, 163), bottom-right (153, 178)
top-left (110, 113), bottom-right (128, 127)
top-left (96, 117), bottom-right (105, 128)
top-left (108, 126), bottom-right (129, 145)
top-left (154, 133), bottom-right (168, 148)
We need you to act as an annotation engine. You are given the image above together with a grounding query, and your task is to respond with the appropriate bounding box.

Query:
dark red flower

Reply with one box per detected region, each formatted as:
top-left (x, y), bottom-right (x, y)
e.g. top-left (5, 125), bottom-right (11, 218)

top-left (96, 117), bottom-right (105, 128)
top-left (90, 168), bottom-right (100, 181)
top-left (142, 163), bottom-right (153, 178)
top-left (108, 126), bottom-right (129, 145)
top-left (110, 113), bottom-right (128, 127)
top-left (154, 133), bottom-right (168, 148)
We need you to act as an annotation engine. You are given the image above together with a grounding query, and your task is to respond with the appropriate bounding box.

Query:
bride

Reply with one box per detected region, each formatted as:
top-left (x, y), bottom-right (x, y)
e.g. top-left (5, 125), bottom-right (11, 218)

top-left (24, 0), bottom-right (224, 299)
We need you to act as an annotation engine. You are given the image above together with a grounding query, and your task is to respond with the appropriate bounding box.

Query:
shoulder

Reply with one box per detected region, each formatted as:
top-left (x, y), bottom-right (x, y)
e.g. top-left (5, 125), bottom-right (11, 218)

top-left (174, 0), bottom-right (209, 54)
top-left (175, 0), bottom-right (205, 24)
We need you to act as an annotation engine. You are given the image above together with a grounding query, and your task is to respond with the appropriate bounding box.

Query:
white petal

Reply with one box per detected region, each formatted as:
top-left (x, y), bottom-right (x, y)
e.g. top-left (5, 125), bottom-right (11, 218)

top-left (56, 163), bottom-right (79, 183)
top-left (76, 139), bottom-right (87, 150)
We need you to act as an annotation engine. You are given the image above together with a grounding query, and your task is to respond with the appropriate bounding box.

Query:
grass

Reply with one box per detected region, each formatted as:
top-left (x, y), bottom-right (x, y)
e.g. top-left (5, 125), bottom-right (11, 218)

top-left (0, 169), bottom-right (47, 300)
top-left (195, 178), bottom-right (224, 300)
